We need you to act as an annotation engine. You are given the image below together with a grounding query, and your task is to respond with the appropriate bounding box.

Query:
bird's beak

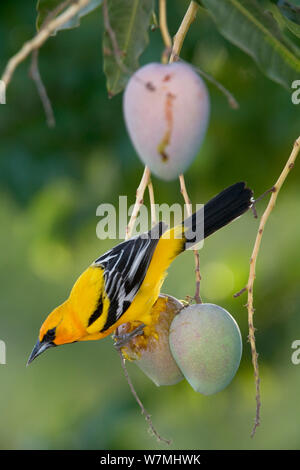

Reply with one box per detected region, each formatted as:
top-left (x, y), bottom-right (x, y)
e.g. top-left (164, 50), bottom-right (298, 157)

top-left (27, 339), bottom-right (55, 366)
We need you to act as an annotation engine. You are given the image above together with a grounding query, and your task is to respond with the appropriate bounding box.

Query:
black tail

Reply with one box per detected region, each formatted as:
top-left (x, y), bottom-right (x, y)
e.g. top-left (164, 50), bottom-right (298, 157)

top-left (183, 182), bottom-right (253, 249)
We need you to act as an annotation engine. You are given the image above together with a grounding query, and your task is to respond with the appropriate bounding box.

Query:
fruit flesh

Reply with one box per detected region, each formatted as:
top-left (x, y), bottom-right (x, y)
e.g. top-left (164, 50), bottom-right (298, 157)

top-left (123, 62), bottom-right (210, 180)
top-left (120, 294), bottom-right (184, 386)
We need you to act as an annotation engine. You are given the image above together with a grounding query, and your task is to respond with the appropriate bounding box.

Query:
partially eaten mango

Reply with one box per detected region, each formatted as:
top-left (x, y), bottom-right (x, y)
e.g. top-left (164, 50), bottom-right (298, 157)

top-left (119, 294), bottom-right (184, 386)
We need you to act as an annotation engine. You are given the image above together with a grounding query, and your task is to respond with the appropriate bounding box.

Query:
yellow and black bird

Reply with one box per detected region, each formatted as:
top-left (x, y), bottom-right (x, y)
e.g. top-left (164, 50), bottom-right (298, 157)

top-left (27, 182), bottom-right (253, 364)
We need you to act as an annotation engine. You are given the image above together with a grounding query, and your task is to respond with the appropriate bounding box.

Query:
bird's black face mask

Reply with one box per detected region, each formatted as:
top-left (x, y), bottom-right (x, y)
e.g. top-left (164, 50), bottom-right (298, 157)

top-left (27, 328), bottom-right (56, 365)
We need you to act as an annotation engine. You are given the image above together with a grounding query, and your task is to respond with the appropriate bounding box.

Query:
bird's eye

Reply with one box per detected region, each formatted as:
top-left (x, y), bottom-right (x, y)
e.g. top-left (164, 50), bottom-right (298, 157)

top-left (43, 327), bottom-right (56, 342)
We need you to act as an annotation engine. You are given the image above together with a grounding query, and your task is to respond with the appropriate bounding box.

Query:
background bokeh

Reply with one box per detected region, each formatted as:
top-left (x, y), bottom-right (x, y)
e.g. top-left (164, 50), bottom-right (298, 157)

top-left (0, 0), bottom-right (300, 450)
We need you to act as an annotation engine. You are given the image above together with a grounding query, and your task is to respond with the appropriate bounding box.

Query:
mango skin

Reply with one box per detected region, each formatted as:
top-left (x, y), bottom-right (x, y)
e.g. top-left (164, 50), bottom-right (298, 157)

top-left (123, 62), bottom-right (210, 180)
top-left (169, 303), bottom-right (242, 395)
top-left (121, 294), bottom-right (184, 386)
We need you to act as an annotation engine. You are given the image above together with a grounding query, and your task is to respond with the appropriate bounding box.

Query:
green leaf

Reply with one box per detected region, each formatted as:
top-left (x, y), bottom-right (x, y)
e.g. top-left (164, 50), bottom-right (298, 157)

top-left (201, 0), bottom-right (300, 89)
top-left (267, 1), bottom-right (300, 38)
top-left (36, 0), bottom-right (102, 34)
top-left (272, 0), bottom-right (300, 23)
top-left (103, 0), bottom-right (154, 97)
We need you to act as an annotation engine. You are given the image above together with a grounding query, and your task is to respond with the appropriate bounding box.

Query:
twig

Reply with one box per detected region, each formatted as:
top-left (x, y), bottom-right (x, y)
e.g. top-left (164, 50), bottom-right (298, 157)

top-left (117, 349), bottom-right (172, 445)
top-left (233, 286), bottom-right (247, 298)
top-left (126, 0), bottom-right (201, 242)
top-left (126, 1), bottom-right (201, 241)
top-left (236, 137), bottom-right (300, 437)
top-left (168, 2), bottom-right (238, 110)
top-left (39, 0), bottom-right (73, 28)
top-left (159, 0), bottom-right (172, 63)
top-left (169, 1), bottom-right (199, 62)
top-left (179, 174), bottom-right (202, 304)
top-left (159, 0), bottom-right (172, 48)
top-left (253, 186), bottom-right (276, 205)
top-left (148, 179), bottom-right (157, 226)
top-left (120, 169), bottom-right (155, 442)
top-left (118, 1), bottom-right (202, 446)
top-left (168, 3), bottom-right (202, 303)
top-left (184, 61), bottom-right (239, 110)
top-left (150, 11), bottom-right (159, 31)
top-left (28, 0), bottom-right (73, 128)
top-left (249, 187), bottom-right (277, 219)
top-left (125, 166), bottom-right (151, 240)
top-left (29, 49), bottom-right (56, 128)
top-left (1, 0), bottom-right (91, 88)
top-left (168, 1), bottom-right (238, 109)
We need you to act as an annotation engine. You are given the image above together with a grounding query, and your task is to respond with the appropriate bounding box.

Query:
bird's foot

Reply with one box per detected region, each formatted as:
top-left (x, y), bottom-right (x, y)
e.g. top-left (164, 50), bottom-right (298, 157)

top-left (113, 323), bottom-right (146, 349)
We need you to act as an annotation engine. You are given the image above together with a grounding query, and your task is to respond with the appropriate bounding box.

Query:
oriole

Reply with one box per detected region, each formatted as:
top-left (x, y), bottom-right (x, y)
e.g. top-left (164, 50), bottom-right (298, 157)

top-left (27, 182), bottom-right (253, 364)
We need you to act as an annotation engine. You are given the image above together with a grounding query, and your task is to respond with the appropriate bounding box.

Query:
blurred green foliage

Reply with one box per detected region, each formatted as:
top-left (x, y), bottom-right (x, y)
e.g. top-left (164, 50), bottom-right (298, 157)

top-left (0, 0), bottom-right (300, 450)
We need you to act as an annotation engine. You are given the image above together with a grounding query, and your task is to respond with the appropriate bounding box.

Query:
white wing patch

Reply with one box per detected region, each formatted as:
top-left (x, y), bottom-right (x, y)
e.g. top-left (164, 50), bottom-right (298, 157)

top-left (92, 222), bottom-right (167, 331)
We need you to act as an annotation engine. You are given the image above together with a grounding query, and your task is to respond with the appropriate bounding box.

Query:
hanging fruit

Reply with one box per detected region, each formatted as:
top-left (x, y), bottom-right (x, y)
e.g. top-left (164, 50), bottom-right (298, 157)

top-left (120, 294), bottom-right (184, 386)
top-left (123, 62), bottom-right (210, 180)
top-left (169, 303), bottom-right (242, 395)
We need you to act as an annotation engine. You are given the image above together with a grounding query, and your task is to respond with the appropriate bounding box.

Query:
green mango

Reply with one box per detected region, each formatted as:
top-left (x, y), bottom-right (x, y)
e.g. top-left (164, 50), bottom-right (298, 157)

top-left (169, 303), bottom-right (242, 395)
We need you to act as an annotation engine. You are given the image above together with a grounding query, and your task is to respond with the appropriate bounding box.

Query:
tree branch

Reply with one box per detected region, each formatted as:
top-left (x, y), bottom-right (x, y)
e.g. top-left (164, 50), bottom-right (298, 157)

top-left (159, 0), bottom-right (172, 63)
top-left (117, 349), bottom-right (172, 445)
top-left (29, 48), bottom-right (56, 128)
top-left (179, 174), bottom-right (202, 304)
top-left (169, 1), bottom-right (199, 62)
top-left (28, 0), bottom-right (74, 128)
top-left (125, 166), bottom-right (151, 240)
top-left (236, 137), bottom-right (300, 437)
top-left (148, 179), bottom-right (157, 226)
top-left (1, 0), bottom-right (91, 87)
top-left (186, 61), bottom-right (239, 109)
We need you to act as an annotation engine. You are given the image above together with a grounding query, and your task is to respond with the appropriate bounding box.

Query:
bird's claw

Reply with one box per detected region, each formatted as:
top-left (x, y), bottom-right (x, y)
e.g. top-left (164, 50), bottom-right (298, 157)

top-left (113, 323), bottom-right (146, 349)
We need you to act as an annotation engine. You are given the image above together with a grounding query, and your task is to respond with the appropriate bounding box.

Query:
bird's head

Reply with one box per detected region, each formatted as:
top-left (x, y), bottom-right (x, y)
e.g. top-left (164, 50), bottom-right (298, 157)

top-left (27, 300), bottom-right (85, 365)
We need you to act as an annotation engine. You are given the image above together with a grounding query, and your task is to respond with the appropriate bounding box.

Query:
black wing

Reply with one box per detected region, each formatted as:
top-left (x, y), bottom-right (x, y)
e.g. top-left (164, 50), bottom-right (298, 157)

top-left (93, 222), bottom-right (167, 332)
